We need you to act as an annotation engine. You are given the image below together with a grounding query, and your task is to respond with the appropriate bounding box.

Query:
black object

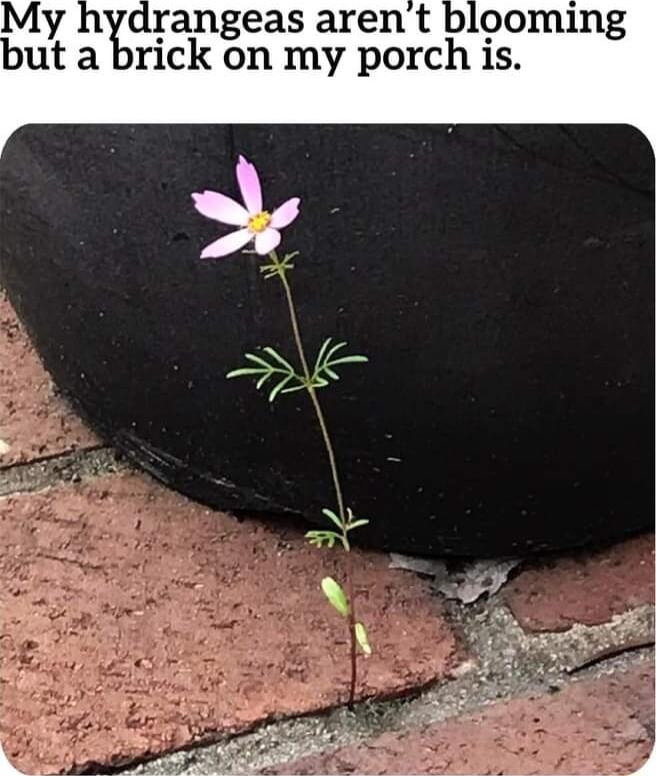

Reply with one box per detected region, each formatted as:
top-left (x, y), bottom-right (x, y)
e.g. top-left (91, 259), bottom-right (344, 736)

top-left (1, 124), bottom-right (653, 556)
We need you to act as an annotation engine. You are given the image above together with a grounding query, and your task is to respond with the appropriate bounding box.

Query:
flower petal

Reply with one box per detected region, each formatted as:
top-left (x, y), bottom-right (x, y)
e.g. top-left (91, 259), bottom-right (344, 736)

top-left (236, 155), bottom-right (263, 215)
top-left (200, 228), bottom-right (252, 259)
top-left (270, 197), bottom-right (301, 229)
top-left (254, 228), bottom-right (281, 255)
top-left (192, 191), bottom-right (249, 226)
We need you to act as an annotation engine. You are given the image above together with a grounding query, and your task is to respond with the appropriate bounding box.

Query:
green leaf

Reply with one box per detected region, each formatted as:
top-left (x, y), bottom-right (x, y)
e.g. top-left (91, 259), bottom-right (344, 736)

top-left (268, 374), bottom-right (294, 402)
top-left (306, 530), bottom-right (348, 551)
top-left (313, 337), bottom-right (334, 373)
top-left (321, 508), bottom-right (343, 530)
top-left (329, 355), bottom-right (369, 365)
top-left (355, 622), bottom-right (372, 655)
top-left (226, 367), bottom-right (266, 379)
top-left (324, 341), bottom-right (348, 363)
top-left (311, 339), bottom-right (369, 387)
top-left (347, 519), bottom-right (369, 531)
top-left (256, 372), bottom-right (274, 390)
top-left (280, 383), bottom-right (307, 394)
top-left (262, 347), bottom-right (295, 372)
top-left (321, 577), bottom-right (349, 617)
top-left (244, 353), bottom-right (272, 368)
top-left (260, 264), bottom-right (280, 279)
top-left (306, 530), bottom-right (339, 549)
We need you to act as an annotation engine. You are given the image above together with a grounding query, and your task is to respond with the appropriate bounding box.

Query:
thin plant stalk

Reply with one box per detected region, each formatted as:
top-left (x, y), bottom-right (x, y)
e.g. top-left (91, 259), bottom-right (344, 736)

top-left (269, 249), bottom-right (359, 709)
top-left (195, 158), bottom-right (370, 708)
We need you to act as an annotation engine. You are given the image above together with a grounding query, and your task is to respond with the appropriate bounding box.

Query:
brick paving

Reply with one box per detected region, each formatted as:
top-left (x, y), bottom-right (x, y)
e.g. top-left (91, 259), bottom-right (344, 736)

top-left (505, 534), bottom-right (655, 632)
top-left (1, 294), bottom-right (654, 775)
top-left (0, 293), bottom-right (97, 465)
top-left (0, 474), bottom-right (460, 774)
top-left (265, 662), bottom-right (654, 775)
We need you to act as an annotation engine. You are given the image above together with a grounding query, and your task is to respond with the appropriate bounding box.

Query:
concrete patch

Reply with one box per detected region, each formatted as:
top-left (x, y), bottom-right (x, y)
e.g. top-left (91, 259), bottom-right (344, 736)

top-left (0, 447), bottom-right (123, 497)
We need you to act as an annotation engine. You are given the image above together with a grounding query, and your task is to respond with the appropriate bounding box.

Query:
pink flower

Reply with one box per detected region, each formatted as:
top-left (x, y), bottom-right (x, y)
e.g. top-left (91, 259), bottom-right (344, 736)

top-left (192, 156), bottom-right (301, 259)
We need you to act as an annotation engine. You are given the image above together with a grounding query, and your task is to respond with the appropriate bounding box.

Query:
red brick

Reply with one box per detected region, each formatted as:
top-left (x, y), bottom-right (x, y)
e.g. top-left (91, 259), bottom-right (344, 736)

top-left (268, 662), bottom-right (654, 775)
top-left (0, 473), bottom-right (461, 774)
top-left (0, 293), bottom-right (97, 466)
top-left (504, 534), bottom-right (654, 632)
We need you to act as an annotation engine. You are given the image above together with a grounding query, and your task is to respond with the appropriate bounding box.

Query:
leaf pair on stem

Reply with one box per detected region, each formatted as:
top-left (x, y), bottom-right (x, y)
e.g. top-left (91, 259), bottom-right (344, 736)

top-left (321, 577), bottom-right (372, 655)
top-left (226, 339), bottom-right (367, 404)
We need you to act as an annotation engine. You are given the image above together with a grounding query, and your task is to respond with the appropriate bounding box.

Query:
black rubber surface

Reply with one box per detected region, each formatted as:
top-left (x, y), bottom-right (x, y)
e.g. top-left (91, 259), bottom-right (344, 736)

top-left (0, 124), bottom-right (653, 555)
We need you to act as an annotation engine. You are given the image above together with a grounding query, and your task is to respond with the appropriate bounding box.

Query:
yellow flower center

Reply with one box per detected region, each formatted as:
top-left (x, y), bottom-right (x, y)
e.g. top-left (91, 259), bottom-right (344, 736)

top-left (248, 211), bottom-right (271, 233)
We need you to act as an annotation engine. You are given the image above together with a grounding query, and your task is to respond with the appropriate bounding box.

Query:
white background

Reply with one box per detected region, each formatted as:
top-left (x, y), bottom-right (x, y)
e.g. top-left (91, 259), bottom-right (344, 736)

top-left (0, 0), bottom-right (654, 774)
top-left (0, 0), bottom-right (655, 147)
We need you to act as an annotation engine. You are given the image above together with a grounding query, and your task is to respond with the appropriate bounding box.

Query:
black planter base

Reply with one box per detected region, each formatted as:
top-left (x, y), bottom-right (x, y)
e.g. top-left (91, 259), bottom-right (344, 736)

top-left (1, 124), bottom-right (653, 556)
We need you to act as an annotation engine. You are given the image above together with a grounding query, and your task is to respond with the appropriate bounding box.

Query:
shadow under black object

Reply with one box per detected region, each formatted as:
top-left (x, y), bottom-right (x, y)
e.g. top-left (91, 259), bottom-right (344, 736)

top-left (0, 124), bottom-right (653, 556)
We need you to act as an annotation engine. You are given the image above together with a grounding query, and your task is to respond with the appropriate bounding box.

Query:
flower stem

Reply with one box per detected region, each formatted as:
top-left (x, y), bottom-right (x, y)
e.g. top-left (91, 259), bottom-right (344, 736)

top-left (269, 249), bottom-right (358, 709)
